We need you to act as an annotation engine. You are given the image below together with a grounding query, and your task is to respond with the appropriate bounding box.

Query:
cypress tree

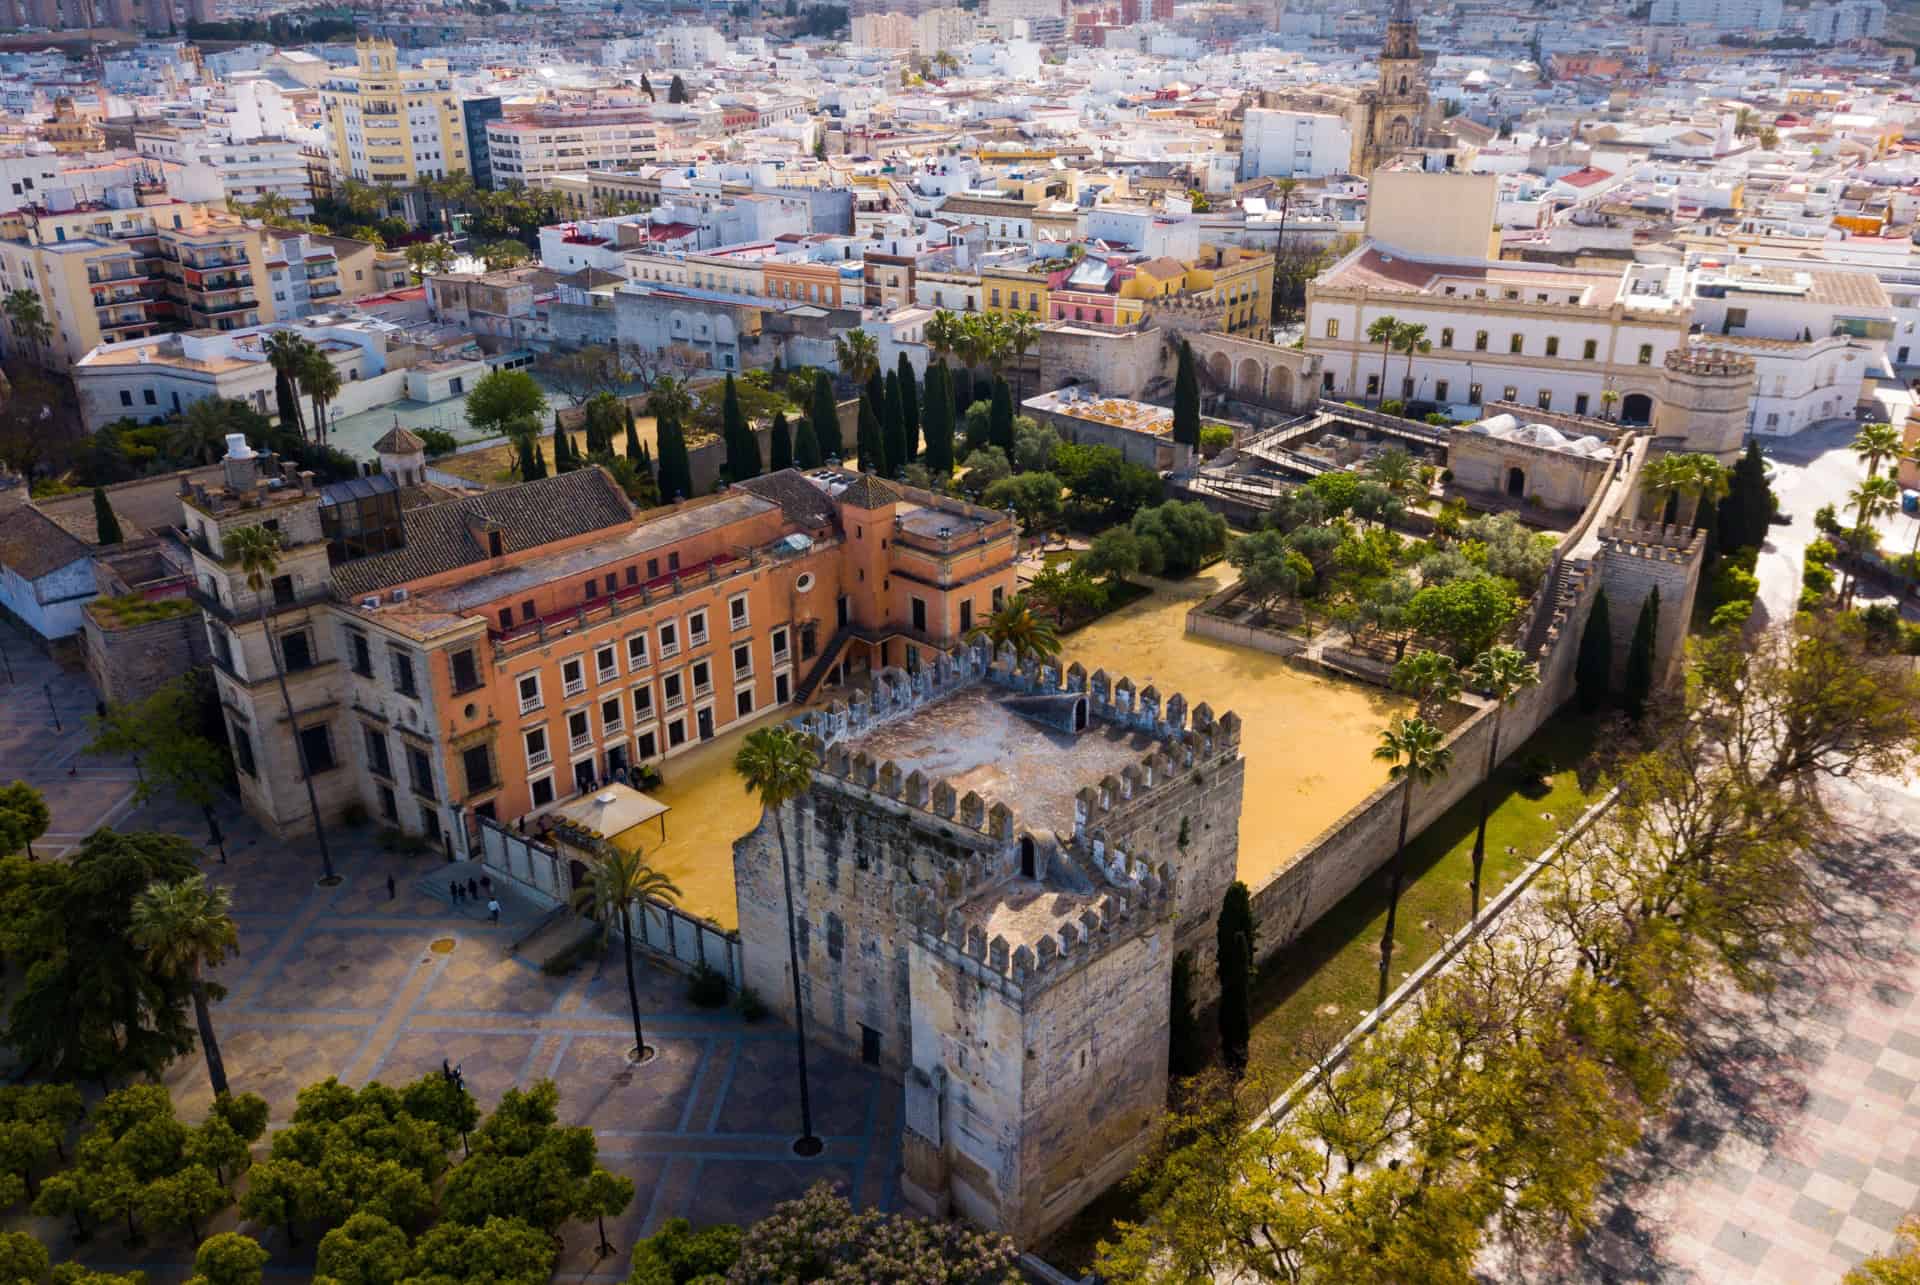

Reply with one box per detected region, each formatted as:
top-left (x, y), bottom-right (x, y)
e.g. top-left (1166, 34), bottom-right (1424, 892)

top-left (656, 412), bottom-right (693, 500)
top-left (551, 417), bottom-right (574, 472)
top-left (721, 373), bottom-right (759, 481)
top-left (883, 369), bottom-right (906, 477)
top-left (1575, 588), bottom-right (1611, 714)
top-left (1719, 440), bottom-right (1773, 554)
top-left (1623, 587), bottom-right (1659, 722)
top-left (770, 411), bottom-right (793, 472)
top-left (1215, 880), bottom-right (1255, 1071)
top-left (865, 369), bottom-right (886, 430)
top-left (273, 372), bottom-right (300, 434)
top-left (952, 366), bottom-right (973, 422)
top-left (810, 370), bottom-right (843, 461)
top-left (92, 487), bottom-right (122, 545)
top-left (528, 439), bottom-right (548, 480)
top-left (668, 73), bottom-right (688, 103)
top-left (794, 416), bottom-right (823, 468)
top-left (856, 392), bottom-right (888, 476)
top-left (625, 405), bottom-right (642, 461)
top-left (1173, 339), bottom-right (1201, 449)
top-left (923, 360), bottom-right (954, 476)
top-left (1168, 950), bottom-right (1205, 1078)
top-left (989, 376), bottom-right (1014, 454)
top-left (898, 351), bottom-right (920, 462)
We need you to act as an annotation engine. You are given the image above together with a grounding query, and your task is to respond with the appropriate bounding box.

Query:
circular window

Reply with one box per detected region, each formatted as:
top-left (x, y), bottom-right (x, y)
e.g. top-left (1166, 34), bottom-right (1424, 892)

top-left (464, 703), bottom-right (477, 720)
top-left (796, 572), bottom-right (816, 593)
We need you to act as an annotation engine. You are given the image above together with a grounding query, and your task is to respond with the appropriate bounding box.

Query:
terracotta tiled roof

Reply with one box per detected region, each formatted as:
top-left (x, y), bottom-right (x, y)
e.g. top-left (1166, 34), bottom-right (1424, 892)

top-left (372, 424), bottom-right (426, 454)
top-left (0, 505), bottom-right (90, 580)
top-left (837, 473), bottom-right (901, 510)
top-left (332, 468), bottom-right (634, 597)
top-left (735, 469), bottom-right (839, 528)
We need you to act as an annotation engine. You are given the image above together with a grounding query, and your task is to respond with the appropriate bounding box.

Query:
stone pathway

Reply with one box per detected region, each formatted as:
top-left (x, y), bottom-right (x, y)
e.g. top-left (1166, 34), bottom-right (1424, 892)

top-left (1554, 774), bottom-right (1920, 1283)
top-left (11, 644), bottom-right (897, 1282)
top-left (0, 621), bottom-right (142, 858)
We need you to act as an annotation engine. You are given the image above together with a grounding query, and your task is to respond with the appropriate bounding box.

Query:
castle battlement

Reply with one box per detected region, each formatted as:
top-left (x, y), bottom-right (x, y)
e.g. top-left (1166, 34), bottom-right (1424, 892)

top-left (1664, 346), bottom-right (1755, 378)
top-left (1598, 518), bottom-right (1706, 562)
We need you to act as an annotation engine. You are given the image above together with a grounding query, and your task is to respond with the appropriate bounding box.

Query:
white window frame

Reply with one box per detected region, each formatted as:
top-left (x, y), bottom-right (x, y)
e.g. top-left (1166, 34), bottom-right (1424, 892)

top-left (728, 592), bottom-right (749, 630)
top-left (691, 659), bottom-right (713, 701)
top-left (518, 672), bottom-right (543, 714)
top-left (529, 772), bottom-right (556, 808)
top-left (524, 726), bottom-right (550, 769)
top-left (561, 657), bottom-right (586, 697)
top-left (594, 644), bottom-right (618, 684)
top-left (566, 707), bottom-right (593, 754)
top-left (632, 682), bottom-right (655, 724)
top-left (600, 693), bottom-right (624, 737)
top-left (732, 641), bottom-right (753, 680)
top-left (687, 609), bottom-right (708, 649)
top-left (662, 670), bottom-right (686, 713)
top-left (626, 631), bottom-right (650, 670)
top-left (658, 620), bottom-right (679, 660)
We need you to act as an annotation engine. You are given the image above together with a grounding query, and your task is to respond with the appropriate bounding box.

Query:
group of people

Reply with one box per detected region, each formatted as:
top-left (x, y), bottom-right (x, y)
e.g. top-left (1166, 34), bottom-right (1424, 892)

top-left (449, 875), bottom-right (501, 922)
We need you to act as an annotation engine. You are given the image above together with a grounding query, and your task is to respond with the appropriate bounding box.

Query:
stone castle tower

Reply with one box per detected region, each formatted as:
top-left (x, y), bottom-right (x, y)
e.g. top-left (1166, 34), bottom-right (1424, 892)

top-left (1359, 0), bottom-right (1433, 173)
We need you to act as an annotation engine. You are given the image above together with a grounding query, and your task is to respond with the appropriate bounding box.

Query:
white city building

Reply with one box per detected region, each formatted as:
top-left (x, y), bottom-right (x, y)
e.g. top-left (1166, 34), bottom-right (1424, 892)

top-left (1239, 109), bottom-right (1354, 181)
top-left (1648, 0), bottom-right (1783, 29)
top-left (485, 112), bottom-right (659, 190)
top-left (1803, 0), bottom-right (1886, 42)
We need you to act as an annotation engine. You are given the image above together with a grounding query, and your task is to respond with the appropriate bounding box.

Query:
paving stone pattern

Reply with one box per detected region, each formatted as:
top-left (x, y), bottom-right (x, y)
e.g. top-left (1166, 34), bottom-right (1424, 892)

top-left (2, 632), bottom-right (896, 1282)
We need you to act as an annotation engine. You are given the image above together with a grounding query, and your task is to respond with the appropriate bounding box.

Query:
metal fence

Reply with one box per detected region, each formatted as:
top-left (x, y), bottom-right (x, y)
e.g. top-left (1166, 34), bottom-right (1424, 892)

top-left (475, 816), bottom-right (744, 987)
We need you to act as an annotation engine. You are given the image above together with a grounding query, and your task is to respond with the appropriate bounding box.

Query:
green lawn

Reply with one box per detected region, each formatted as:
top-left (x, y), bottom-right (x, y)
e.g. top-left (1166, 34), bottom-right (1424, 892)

top-left (1038, 713), bottom-right (1605, 1273)
top-left (1244, 714), bottom-right (1604, 1079)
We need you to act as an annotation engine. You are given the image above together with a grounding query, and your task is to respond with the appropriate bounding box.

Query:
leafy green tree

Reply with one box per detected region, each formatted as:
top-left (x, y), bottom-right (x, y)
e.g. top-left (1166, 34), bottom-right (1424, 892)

top-left (731, 1182), bottom-right (1017, 1283)
top-left (793, 416), bottom-right (822, 469)
top-left (1168, 951), bottom-right (1205, 1078)
top-left (3, 830), bottom-right (200, 1080)
top-left (1389, 649), bottom-right (1462, 720)
top-left (1622, 587), bottom-right (1659, 722)
top-left (1462, 513), bottom-right (1555, 596)
top-left (93, 487), bottom-right (124, 545)
top-left (130, 874), bottom-right (240, 1100)
top-left (1055, 443), bottom-right (1162, 523)
top-left (465, 369), bottom-right (548, 439)
top-left (91, 677), bottom-right (232, 846)
top-left (0, 1230), bottom-right (47, 1284)
top-left (957, 447), bottom-right (1010, 498)
top-left (315, 1211), bottom-right (411, 1285)
top-left (962, 399), bottom-right (993, 454)
top-left (577, 1167), bottom-right (635, 1258)
top-left (1575, 588), bottom-right (1612, 714)
top-left (922, 361), bottom-right (954, 475)
top-left (969, 596), bottom-right (1060, 665)
top-left (1215, 883), bottom-right (1255, 1070)
top-left (625, 405), bottom-right (643, 461)
top-left (1227, 528), bottom-right (1304, 614)
top-left (809, 370), bottom-right (843, 461)
top-left (628, 1217), bottom-right (742, 1282)
top-left (138, 1163), bottom-right (227, 1241)
top-left (1083, 526), bottom-right (1161, 582)
top-left (898, 351), bottom-right (920, 463)
top-left (1374, 717), bottom-right (1453, 1004)
top-left (189, 1232), bottom-right (269, 1285)
top-left (1130, 501), bottom-right (1228, 578)
top-left (1846, 1216), bottom-right (1920, 1285)
top-left (442, 1082), bottom-right (598, 1235)
top-left (769, 412), bottom-right (792, 472)
top-left (1172, 339), bottom-right (1200, 449)
top-left (51, 1266), bottom-right (147, 1285)
top-left (1405, 576), bottom-right (1518, 659)
top-left (855, 391), bottom-right (887, 477)
top-left (1718, 440), bottom-right (1773, 555)
top-left (988, 376), bottom-right (1014, 454)
top-left (408, 1215), bottom-right (555, 1284)
top-left (981, 472), bottom-right (1062, 535)
top-left (0, 781), bottom-right (49, 858)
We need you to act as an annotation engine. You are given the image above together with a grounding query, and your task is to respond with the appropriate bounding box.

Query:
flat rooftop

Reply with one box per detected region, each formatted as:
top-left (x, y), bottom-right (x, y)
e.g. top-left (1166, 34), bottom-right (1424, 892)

top-left (842, 684), bottom-right (1152, 839)
top-left (1025, 387), bottom-right (1175, 435)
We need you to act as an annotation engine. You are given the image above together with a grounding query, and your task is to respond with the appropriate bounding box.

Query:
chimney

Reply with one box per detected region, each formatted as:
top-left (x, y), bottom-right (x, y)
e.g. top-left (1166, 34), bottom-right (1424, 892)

top-left (297, 470), bottom-right (316, 492)
top-left (221, 434), bottom-right (257, 495)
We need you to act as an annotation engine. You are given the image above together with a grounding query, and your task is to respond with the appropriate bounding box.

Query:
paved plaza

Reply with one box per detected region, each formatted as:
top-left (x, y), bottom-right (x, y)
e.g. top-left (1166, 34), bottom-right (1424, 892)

top-left (0, 629), bottom-right (897, 1281)
top-left (1556, 773), bottom-right (1920, 1284)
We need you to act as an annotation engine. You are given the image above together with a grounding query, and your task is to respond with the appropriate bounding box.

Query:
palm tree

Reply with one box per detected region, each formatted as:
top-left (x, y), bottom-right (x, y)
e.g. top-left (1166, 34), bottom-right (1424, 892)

top-left (1368, 445), bottom-right (1418, 497)
top-left (169, 397), bottom-right (241, 466)
top-left (924, 310), bottom-right (963, 364)
top-left (646, 374), bottom-right (692, 426)
top-left (968, 596), bottom-right (1060, 664)
top-left (1372, 716), bottom-right (1452, 1005)
top-left (403, 239), bottom-right (456, 282)
top-left (1388, 648), bottom-right (1460, 721)
top-left (1464, 645), bottom-right (1538, 916)
top-left (1004, 311), bottom-right (1039, 401)
top-left (1365, 314), bottom-right (1399, 404)
top-left (834, 328), bottom-right (879, 390)
top-left (733, 726), bottom-right (824, 1155)
top-left (300, 349), bottom-right (342, 445)
top-left (477, 240), bottom-right (531, 272)
top-left (1843, 473), bottom-right (1901, 609)
top-left (1270, 177), bottom-right (1301, 322)
top-left (1677, 454), bottom-right (1729, 528)
top-left (1853, 421), bottom-right (1902, 480)
top-left (338, 178), bottom-right (381, 219)
top-left (241, 191), bottom-right (294, 225)
top-left (1640, 452), bottom-right (1692, 522)
top-left (4, 289), bottom-right (53, 367)
top-left (227, 525), bottom-right (336, 883)
top-left (569, 843), bottom-right (682, 1064)
top-left (130, 875), bottom-right (239, 1100)
top-left (1391, 321), bottom-right (1430, 405)
top-left (262, 330), bottom-right (312, 441)
top-left (1598, 389), bottom-right (1620, 422)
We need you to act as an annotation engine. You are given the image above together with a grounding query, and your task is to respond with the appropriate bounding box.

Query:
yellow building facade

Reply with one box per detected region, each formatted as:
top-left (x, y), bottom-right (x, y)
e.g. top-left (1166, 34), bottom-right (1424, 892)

top-left (322, 40), bottom-right (468, 186)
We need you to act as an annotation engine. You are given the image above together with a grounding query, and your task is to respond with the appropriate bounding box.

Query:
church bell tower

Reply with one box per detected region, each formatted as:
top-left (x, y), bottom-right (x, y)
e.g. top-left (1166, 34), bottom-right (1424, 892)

top-left (1363, 0), bottom-right (1430, 172)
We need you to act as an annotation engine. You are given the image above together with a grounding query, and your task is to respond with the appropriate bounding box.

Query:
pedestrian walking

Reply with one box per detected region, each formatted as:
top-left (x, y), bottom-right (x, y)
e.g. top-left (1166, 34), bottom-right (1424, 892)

top-left (449, 881), bottom-right (460, 904)
top-left (467, 877), bottom-right (479, 900)
top-left (387, 874), bottom-right (396, 900)
top-left (487, 898), bottom-right (500, 923)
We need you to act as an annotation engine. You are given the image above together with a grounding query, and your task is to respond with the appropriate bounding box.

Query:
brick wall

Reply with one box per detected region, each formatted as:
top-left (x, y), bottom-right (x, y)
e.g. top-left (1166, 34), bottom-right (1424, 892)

top-left (83, 610), bottom-right (211, 706)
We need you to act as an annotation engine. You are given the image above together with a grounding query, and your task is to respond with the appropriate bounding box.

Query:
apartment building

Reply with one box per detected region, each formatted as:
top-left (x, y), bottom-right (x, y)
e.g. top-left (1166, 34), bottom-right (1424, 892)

top-left (322, 39), bottom-right (468, 186)
top-left (136, 130), bottom-right (316, 217)
top-left (1239, 109), bottom-right (1354, 181)
top-left (187, 439), bottom-right (1018, 842)
top-left (484, 110), bottom-right (660, 190)
top-left (0, 188), bottom-right (275, 369)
